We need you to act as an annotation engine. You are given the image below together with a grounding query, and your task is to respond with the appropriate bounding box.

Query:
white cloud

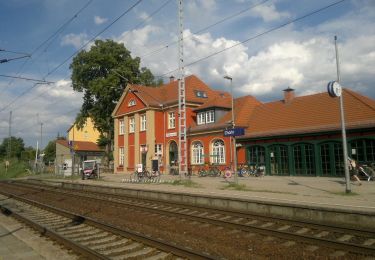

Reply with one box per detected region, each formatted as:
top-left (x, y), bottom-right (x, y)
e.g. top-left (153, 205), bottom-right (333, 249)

top-left (250, 4), bottom-right (290, 22)
top-left (94, 15), bottom-right (108, 25)
top-left (61, 33), bottom-right (89, 49)
top-left (138, 12), bottom-right (149, 21)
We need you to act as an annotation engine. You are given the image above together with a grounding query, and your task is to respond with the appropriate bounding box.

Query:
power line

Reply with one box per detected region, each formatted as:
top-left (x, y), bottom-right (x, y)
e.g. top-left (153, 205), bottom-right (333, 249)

top-left (0, 74), bottom-right (54, 83)
top-left (158, 0), bottom-right (347, 78)
top-left (0, 55), bottom-right (31, 64)
top-left (45, 0), bottom-right (144, 78)
top-left (0, 0), bottom-right (93, 96)
top-left (3, 0), bottom-right (176, 115)
top-left (0, 49), bottom-right (31, 56)
top-left (140, 0), bottom-right (271, 60)
top-left (0, 0), bottom-right (144, 114)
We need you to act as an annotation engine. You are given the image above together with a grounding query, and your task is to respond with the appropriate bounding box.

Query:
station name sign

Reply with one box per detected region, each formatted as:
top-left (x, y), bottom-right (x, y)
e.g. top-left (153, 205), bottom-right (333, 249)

top-left (223, 127), bottom-right (245, 137)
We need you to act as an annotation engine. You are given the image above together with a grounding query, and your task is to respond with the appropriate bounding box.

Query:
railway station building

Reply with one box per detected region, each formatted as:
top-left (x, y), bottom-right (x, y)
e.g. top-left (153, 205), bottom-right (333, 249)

top-left (112, 75), bottom-right (375, 177)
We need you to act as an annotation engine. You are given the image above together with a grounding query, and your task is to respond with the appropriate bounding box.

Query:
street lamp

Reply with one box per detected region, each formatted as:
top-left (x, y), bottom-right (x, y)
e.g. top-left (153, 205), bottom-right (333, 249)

top-left (224, 75), bottom-right (238, 184)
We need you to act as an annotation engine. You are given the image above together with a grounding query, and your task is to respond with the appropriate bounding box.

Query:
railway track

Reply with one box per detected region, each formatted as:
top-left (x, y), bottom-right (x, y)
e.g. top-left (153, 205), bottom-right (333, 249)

top-left (0, 191), bottom-right (211, 259)
top-left (1, 180), bottom-right (374, 258)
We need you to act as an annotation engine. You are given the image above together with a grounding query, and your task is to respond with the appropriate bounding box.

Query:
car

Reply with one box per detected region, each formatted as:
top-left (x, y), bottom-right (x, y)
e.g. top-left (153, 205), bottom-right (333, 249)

top-left (81, 160), bottom-right (99, 180)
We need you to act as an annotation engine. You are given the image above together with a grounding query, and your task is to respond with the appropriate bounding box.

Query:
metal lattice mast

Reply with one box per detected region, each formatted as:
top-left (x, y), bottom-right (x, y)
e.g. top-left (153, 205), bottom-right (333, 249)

top-left (7, 111), bottom-right (12, 160)
top-left (178, 0), bottom-right (187, 176)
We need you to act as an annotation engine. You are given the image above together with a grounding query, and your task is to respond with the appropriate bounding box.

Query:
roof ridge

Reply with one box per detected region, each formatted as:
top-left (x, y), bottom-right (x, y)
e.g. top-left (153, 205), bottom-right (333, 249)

top-left (344, 88), bottom-right (375, 112)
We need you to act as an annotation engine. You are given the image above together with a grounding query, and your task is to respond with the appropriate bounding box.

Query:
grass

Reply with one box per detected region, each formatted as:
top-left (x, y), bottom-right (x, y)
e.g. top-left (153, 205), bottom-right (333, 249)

top-left (163, 179), bottom-right (201, 188)
top-left (0, 159), bottom-right (31, 180)
top-left (221, 182), bottom-right (297, 195)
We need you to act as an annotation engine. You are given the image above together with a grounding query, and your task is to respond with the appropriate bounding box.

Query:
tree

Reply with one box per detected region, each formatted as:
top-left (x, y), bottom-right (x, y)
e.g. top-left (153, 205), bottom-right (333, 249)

top-left (43, 140), bottom-right (56, 164)
top-left (0, 136), bottom-right (25, 159)
top-left (21, 146), bottom-right (36, 161)
top-left (70, 39), bottom-right (160, 165)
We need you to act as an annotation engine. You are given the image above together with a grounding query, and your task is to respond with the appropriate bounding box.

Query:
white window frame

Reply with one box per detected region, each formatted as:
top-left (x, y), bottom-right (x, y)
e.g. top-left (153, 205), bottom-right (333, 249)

top-left (128, 99), bottom-right (136, 107)
top-left (206, 110), bottom-right (215, 123)
top-left (212, 139), bottom-right (225, 164)
top-left (129, 117), bottom-right (135, 133)
top-left (155, 144), bottom-right (163, 156)
top-left (119, 147), bottom-right (124, 166)
top-left (119, 119), bottom-right (124, 135)
top-left (192, 142), bottom-right (204, 165)
top-left (197, 112), bottom-right (205, 125)
top-left (140, 114), bottom-right (146, 131)
top-left (168, 112), bottom-right (175, 129)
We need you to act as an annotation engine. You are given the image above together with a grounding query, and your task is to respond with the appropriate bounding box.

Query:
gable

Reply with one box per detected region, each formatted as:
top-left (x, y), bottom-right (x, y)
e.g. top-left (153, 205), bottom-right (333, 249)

top-left (115, 91), bottom-right (147, 116)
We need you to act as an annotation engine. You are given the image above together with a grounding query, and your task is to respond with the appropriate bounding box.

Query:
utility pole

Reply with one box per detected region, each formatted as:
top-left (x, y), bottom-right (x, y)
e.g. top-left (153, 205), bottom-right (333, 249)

top-left (40, 122), bottom-right (44, 173)
top-left (224, 76), bottom-right (238, 184)
top-left (7, 111), bottom-right (12, 160)
top-left (178, 0), bottom-right (187, 177)
top-left (334, 36), bottom-right (350, 193)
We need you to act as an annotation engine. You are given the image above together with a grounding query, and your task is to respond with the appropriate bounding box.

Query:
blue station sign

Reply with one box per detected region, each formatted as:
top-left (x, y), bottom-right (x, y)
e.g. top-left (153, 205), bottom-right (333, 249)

top-left (224, 127), bottom-right (245, 137)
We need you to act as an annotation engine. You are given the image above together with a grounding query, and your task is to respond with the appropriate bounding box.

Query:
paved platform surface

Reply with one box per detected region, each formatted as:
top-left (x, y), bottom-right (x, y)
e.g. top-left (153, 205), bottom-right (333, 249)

top-left (74, 173), bottom-right (375, 213)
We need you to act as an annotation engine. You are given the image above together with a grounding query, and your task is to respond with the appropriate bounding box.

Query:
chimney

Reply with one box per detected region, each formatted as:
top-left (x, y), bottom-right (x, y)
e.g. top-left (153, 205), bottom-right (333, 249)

top-left (169, 76), bottom-right (175, 83)
top-left (283, 87), bottom-right (295, 103)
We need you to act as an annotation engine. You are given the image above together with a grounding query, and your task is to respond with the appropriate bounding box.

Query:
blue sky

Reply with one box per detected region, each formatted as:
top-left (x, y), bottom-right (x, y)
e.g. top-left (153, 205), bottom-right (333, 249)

top-left (0, 0), bottom-right (374, 148)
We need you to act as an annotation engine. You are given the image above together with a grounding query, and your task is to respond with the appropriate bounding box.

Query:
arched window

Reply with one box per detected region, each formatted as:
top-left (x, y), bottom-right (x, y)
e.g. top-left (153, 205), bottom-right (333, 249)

top-left (191, 142), bottom-right (204, 164)
top-left (269, 144), bottom-right (289, 175)
top-left (319, 142), bottom-right (343, 176)
top-left (350, 139), bottom-right (375, 163)
top-left (248, 146), bottom-right (265, 165)
top-left (293, 143), bottom-right (315, 175)
top-left (212, 140), bottom-right (225, 164)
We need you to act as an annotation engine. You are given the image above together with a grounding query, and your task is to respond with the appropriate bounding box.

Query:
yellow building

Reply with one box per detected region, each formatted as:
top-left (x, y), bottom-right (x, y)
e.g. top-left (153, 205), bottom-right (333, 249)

top-left (56, 117), bottom-right (104, 175)
top-left (67, 117), bottom-right (100, 142)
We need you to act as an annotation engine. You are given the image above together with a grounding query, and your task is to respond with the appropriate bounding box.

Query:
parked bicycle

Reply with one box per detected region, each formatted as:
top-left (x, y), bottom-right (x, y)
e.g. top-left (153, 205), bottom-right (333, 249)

top-left (248, 163), bottom-right (265, 177)
top-left (237, 163), bottom-right (249, 177)
top-left (208, 165), bottom-right (222, 177)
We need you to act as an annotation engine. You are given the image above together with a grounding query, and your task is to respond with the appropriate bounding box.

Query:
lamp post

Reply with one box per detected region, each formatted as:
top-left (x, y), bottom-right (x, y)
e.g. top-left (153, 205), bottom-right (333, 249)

top-left (224, 75), bottom-right (238, 184)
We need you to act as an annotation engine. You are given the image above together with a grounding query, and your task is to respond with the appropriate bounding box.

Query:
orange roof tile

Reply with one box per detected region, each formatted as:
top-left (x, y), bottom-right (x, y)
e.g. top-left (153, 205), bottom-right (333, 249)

top-left (127, 75), bottom-right (225, 107)
top-left (241, 89), bottom-right (375, 138)
top-left (189, 95), bottom-right (262, 133)
top-left (56, 139), bottom-right (104, 152)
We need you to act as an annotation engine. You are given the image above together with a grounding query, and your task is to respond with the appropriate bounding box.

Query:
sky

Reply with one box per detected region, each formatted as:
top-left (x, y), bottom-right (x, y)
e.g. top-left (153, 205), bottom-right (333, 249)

top-left (0, 0), bottom-right (374, 148)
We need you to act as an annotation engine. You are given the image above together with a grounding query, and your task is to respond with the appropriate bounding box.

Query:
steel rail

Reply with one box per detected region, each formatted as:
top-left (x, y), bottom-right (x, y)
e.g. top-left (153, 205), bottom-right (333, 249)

top-left (0, 190), bottom-right (214, 260)
top-left (2, 181), bottom-right (375, 256)
top-left (12, 179), bottom-right (375, 236)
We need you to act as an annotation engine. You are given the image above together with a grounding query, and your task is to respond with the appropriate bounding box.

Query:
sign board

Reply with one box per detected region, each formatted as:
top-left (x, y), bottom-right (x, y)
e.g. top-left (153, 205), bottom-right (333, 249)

top-left (166, 132), bottom-right (177, 137)
top-left (224, 128), bottom-right (245, 137)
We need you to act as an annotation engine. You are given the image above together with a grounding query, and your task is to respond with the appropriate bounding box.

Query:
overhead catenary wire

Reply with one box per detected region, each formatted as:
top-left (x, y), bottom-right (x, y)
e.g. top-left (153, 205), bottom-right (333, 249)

top-left (0, 49), bottom-right (31, 56)
top-left (157, 0), bottom-right (347, 78)
top-left (0, 74), bottom-right (54, 84)
top-left (0, 0), bottom-right (93, 96)
top-left (3, 0), bottom-right (174, 116)
top-left (0, 0), bottom-right (144, 114)
top-left (140, 0), bottom-right (271, 59)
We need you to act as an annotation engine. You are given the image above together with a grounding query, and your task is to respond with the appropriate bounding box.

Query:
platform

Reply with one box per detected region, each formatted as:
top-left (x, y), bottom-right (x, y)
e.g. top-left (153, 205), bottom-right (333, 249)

top-left (82, 173), bottom-right (375, 212)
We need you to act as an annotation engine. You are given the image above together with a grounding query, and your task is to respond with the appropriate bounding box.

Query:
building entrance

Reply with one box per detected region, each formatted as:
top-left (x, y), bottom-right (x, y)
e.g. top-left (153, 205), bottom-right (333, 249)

top-left (169, 141), bottom-right (178, 166)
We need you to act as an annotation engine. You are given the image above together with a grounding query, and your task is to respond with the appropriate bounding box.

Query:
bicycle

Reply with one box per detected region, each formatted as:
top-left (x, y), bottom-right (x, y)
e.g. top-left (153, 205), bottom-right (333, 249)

top-left (147, 169), bottom-right (161, 182)
top-left (208, 165), bottom-right (221, 177)
top-left (237, 163), bottom-right (249, 177)
top-left (133, 169), bottom-right (148, 182)
top-left (198, 166), bottom-right (208, 177)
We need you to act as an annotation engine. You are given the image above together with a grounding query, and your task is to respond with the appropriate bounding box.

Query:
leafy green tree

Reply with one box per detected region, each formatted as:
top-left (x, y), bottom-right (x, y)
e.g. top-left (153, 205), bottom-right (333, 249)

top-left (0, 136), bottom-right (25, 159)
top-left (20, 146), bottom-right (36, 161)
top-left (43, 140), bottom-right (56, 164)
top-left (70, 39), bottom-right (160, 165)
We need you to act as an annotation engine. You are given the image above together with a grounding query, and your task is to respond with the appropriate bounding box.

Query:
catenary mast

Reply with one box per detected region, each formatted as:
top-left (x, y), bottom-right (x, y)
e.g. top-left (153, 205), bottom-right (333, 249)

top-left (178, 0), bottom-right (187, 177)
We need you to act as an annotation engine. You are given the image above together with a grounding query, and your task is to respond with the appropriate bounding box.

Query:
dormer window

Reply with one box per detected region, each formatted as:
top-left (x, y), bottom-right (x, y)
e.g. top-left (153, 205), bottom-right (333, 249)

top-left (128, 99), bottom-right (136, 107)
top-left (197, 110), bottom-right (215, 125)
top-left (195, 90), bottom-right (207, 98)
